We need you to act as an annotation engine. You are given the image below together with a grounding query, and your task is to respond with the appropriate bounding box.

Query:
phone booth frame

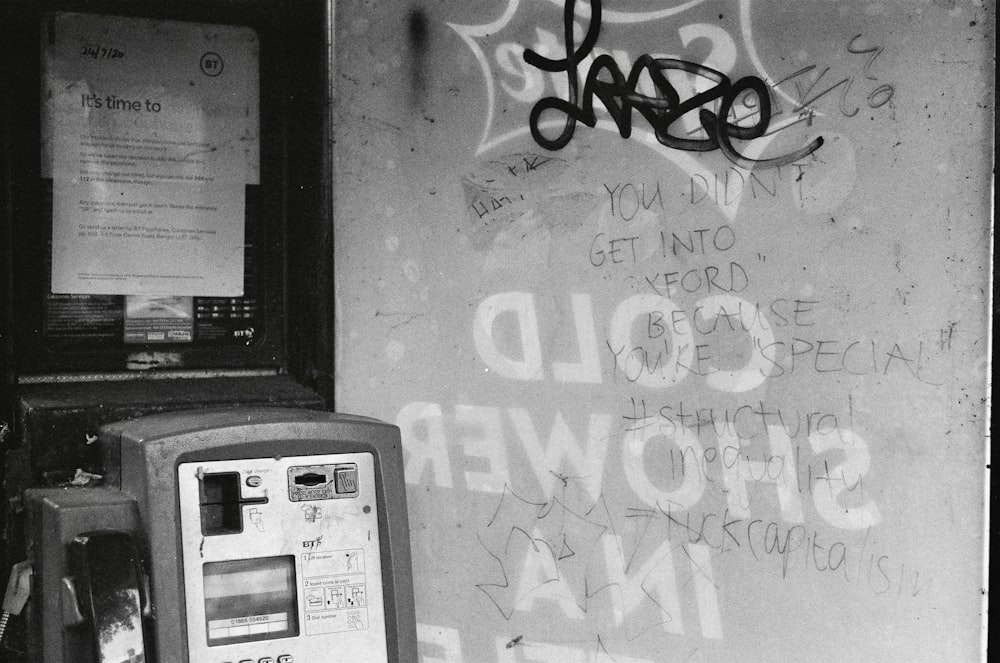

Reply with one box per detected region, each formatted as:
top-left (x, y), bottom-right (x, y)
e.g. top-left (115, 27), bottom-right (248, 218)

top-left (0, 1), bottom-right (354, 660)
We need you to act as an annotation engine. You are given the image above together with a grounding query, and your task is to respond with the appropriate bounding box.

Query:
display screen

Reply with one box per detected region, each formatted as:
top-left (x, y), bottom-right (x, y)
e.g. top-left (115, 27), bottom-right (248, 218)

top-left (203, 556), bottom-right (299, 646)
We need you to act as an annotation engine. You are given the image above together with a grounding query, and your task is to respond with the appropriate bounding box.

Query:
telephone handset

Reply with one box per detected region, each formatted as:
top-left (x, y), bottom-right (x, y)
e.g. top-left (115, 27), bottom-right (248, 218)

top-left (67, 531), bottom-right (149, 663)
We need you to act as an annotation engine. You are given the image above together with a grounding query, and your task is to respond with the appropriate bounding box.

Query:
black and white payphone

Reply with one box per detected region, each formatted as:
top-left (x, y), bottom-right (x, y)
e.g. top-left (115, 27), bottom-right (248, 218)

top-left (0, 1), bottom-right (418, 661)
top-left (23, 408), bottom-right (416, 663)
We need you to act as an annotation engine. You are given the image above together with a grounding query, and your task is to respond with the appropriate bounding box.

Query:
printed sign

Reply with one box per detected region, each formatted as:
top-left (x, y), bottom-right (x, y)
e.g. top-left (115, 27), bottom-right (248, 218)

top-left (42, 12), bottom-right (260, 296)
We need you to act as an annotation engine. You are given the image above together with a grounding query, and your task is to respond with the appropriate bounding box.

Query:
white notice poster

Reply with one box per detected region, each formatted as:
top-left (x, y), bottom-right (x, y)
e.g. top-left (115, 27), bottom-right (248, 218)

top-left (42, 12), bottom-right (260, 296)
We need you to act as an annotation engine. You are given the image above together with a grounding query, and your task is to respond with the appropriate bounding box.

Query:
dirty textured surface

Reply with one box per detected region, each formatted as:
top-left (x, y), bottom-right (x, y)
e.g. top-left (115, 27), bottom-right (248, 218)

top-left (333, 1), bottom-right (992, 660)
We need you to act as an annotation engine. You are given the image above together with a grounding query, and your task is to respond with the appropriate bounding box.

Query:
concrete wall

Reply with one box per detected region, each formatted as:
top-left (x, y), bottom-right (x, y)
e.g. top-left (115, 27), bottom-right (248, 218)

top-left (333, 1), bottom-right (992, 660)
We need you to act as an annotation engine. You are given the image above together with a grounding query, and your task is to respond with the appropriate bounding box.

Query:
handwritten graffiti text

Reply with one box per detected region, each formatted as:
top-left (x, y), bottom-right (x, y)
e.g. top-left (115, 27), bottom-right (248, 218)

top-left (523, 0), bottom-right (823, 167)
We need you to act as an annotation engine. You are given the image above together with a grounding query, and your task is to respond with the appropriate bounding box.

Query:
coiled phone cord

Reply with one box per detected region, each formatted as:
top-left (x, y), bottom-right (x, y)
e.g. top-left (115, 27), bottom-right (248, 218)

top-left (1, 561), bottom-right (32, 645)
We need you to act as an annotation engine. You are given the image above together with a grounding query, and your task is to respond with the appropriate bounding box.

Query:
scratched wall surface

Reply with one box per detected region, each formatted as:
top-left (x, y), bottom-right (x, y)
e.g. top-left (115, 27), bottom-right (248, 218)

top-left (333, 1), bottom-right (991, 661)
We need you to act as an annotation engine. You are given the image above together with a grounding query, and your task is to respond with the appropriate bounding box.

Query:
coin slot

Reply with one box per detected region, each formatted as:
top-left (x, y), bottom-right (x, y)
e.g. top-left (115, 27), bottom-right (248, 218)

top-left (293, 472), bottom-right (327, 486)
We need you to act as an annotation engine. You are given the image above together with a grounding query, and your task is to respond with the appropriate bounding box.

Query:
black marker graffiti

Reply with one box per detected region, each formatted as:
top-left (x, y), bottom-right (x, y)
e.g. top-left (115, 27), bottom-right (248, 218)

top-left (523, 0), bottom-right (823, 168)
top-left (773, 34), bottom-right (895, 119)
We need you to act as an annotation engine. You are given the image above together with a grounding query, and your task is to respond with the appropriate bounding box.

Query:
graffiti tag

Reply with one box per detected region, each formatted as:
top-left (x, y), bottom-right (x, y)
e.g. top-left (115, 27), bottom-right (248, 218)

top-left (524, 0), bottom-right (823, 167)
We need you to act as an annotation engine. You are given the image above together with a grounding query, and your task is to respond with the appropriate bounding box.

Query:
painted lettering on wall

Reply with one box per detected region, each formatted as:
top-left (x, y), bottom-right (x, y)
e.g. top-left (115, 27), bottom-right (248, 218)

top-left (398, 168), bottom-right (942, 656)
top-left (388, 2), bottom-right (956, 661)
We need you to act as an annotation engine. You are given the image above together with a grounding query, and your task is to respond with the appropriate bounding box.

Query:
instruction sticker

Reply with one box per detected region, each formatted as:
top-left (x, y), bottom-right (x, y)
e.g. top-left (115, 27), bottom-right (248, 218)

top-left (301, 550), bottom-right (370, 635)
top-left (42, 12), bottom-right (259, 296)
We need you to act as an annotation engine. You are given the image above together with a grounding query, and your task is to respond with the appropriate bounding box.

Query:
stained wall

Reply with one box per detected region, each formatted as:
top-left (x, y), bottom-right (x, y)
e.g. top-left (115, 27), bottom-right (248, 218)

top-left (333, 1), bottom-right (992, 660)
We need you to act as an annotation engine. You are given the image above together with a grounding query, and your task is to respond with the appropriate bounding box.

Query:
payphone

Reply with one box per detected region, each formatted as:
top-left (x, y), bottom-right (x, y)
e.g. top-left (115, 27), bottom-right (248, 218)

top-left (22, 407), bottom-right (416, 662)
top-left (0, 1), bottom-right (416, 661)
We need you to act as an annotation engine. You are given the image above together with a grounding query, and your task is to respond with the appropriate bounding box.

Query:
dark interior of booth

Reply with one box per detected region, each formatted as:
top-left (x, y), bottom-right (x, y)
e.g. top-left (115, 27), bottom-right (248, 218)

top-left (0, 1), bottom-right (335, 658)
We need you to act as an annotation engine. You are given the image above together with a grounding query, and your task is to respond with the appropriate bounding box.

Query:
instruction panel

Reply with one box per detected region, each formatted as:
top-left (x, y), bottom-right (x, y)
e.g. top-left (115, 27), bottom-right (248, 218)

top-left (42, 12), bottom-right (260, 296)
